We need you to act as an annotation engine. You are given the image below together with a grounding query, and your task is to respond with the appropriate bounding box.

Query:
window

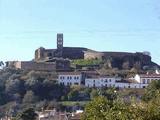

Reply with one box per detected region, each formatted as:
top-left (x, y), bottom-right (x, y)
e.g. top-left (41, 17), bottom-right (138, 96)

top-left (77, 77), bottom-right (79, 79)
top-left (70, 76), bottom-right (72, 80)
top-left (109, 79), bottom-right (111, 82)
top-left (147, 79), bottom-right (150, 84)
top-left (67, 76), bottom-right (70, 79)
top-left (74, 77), bottom-right (77, 80)
top-left (60, 82), bottom-right (64, 85)
top-left (105, 79), bottom-right (108, 82)
top-left (142, 79), bottom-right (145, 84)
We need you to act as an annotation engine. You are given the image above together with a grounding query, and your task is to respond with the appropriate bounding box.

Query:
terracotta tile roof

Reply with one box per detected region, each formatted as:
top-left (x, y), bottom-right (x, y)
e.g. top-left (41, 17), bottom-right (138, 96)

top-left (116, 79), bottom-right (139, 83)
top-left (82, 70), bottom-right (100, 75)
top-left (86, 75), bottom-right (115, 79)
top-left (58, 72), bottom-right (82, 75)
top-left (139, 74), bottom-right (160, 78)
top-left (86, 75), bottom-right (100, 79)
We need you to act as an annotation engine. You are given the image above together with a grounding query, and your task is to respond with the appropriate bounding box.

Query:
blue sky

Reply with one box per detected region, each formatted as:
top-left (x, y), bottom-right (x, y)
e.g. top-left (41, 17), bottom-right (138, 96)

top-left (0, 0), bottom-right (160, 64)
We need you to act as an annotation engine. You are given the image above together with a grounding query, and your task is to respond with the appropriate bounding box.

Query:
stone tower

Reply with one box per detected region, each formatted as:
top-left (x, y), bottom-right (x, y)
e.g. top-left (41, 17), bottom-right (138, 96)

top-left (57, 33), bottom-right (63, 57)
top-left (57, 33), bottom-right (63, 49)
top-left (35, 47), bottom-right (45, 61)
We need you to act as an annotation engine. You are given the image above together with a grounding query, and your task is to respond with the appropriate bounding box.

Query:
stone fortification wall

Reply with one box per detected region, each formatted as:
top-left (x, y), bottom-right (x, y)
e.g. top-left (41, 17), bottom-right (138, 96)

top-left (14, 61), bottom-right (56, 71)
top-left (84, 51), bottom-right (104, 60)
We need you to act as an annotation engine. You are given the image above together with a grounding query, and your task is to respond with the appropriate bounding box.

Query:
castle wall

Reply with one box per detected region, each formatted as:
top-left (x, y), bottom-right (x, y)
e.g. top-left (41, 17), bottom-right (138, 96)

top-left (103, 52), bottom-right (134, 58)
top-left (84, 51), bottom-right (104, 59)
top-left (35, 48), bottom-right (56, 61)
top-left (14, 61), bottom-right (56, 71)
top-left (62, 47), bottom-right (85, 59)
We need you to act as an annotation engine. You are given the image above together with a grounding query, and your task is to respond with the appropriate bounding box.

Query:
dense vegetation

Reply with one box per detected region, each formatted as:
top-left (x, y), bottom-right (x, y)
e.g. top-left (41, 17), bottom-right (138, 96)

top-left (0, 68), bottom-right (122, 118)
top-left (0, 67), bottom-right (159, 119)
top-left (82, 80), bottom-right (160, 120)
top-left (0, 68), bottom-right (69, 117)
top-left (72, 59), bottom-right (103, 66)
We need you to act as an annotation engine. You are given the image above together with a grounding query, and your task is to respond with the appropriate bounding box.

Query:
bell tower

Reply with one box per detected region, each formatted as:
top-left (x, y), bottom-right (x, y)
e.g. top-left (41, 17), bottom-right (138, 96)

top-left (57, 33), bottom-right (63, 50)
top-left (57, 33), bottom-right (63, 57)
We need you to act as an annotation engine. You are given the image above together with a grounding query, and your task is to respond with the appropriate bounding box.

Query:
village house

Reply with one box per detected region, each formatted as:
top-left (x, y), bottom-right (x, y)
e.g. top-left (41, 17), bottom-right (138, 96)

top-left (38, 109), bottom-right (56, 120)
top-left (37, 109), bottom-right (82, 120)
top-left (85, 75), bottom-right (121, 88)
top-left (115, 79), bottom-right (142, 89)
top-left (134, 74), bottom-right (160, 88)
top-left (57, 71), bottom-right (160, 89)
top-left (57, 72), bottom-right (85, 86)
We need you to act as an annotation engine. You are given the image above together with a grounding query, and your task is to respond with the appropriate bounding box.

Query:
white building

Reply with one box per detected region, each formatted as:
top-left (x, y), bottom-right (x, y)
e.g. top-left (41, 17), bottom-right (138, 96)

top-left (85, 75), bottom-right (148, 89)
top-left (115, 80), bottom-right (143, 89)
top-left (134, 74), bottom-right (160, 88)
top-left (58, 72), bottom-right (83, 86)
top-left (57, 72), bottom-right (160, 89)
top-left (38, 110), bottom-right (56, 120)
top-left (85, 76), bottom-right (121, 88)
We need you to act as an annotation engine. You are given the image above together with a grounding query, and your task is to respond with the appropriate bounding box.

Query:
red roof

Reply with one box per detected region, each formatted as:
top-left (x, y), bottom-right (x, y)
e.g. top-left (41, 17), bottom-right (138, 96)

top-left (58, 72), bottom-right (82, 75)
top-left (139, 74), bottom-right (160, 78)
top-left (86, 75), bottom-right (115, 79)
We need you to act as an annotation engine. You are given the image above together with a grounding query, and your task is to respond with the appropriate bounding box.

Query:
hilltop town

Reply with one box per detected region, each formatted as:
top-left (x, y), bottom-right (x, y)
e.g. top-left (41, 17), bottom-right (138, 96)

top-left (1, 34), bottom-right (160, 120)
top-left (6, 33), bottom-right (159, 71)
top-left (2, 0), bottom-right (160, 118)
top-left (5, 33), bottom-right (160, 89)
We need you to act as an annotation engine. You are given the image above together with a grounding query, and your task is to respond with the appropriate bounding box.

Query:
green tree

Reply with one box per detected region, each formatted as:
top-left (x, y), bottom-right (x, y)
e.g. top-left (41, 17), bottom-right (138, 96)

top-left (82, 96), bottom-right (111, 120)
top-left (68, 90), bottom-right (79, 101)
top-left (145, 95), bottom-right (160, 120)
top-left (104, 87), bottom-right (118, 100)
top-left (90, 89), bottom-right (99, 100)
top-left (82, 96), bottom-right (134, 120)
top-left (5, 79), bottom-right (21, 94)
top-left (142, 80), bottom-right (160, 101)
top-left (82, 95), bottom-right (160, 120)
top-left (23, 91), bottom-right (38, 103)
top-left (72, 59), bottom-right (103, 66)
top-left (104, 99), bottom-right (132, 120)
top-left (130, 95), bottom-right (160, 120)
